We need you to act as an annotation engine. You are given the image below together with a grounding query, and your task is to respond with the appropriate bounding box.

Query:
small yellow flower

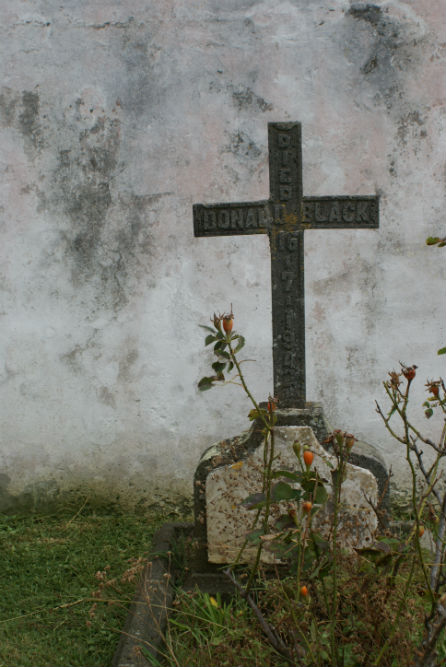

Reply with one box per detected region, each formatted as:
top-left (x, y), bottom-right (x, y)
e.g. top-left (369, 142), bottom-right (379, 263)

top-left (231, 461), bottom-right (243, 471)
top-left (209, 596), bottom-right (219, 608)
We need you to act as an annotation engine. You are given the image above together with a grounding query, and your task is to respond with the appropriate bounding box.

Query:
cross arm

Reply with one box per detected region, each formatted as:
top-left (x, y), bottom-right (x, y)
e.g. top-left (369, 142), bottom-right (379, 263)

top-left (193, 201), bottom-right (271, 237)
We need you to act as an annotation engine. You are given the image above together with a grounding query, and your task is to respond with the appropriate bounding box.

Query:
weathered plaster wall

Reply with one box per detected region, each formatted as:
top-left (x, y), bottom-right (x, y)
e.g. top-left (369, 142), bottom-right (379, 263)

top-left (0, 0), bottom-right (444, 510)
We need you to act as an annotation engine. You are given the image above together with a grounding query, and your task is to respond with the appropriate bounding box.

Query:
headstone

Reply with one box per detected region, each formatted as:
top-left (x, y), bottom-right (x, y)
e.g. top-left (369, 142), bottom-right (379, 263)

top-left (192, 122), bottom-right (386, 566)
top-left (206, 426), bottom-right (378, 563)
top-left (193, 407), bottom-right (386, 565)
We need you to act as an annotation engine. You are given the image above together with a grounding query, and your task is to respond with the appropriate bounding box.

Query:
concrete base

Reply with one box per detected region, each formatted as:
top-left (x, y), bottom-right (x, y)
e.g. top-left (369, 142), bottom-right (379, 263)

top-left (193, 403), bottom-right (389, 566)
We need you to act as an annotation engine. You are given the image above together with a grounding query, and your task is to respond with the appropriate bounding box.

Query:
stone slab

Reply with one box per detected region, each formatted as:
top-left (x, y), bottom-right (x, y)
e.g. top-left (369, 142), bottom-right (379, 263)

top-left (206, 426), bottom-right (378, 564)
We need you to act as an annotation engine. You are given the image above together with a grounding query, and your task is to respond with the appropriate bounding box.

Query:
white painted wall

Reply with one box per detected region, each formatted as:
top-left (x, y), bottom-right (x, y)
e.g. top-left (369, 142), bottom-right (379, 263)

top-left (0, 0), bottom-right (444, 509)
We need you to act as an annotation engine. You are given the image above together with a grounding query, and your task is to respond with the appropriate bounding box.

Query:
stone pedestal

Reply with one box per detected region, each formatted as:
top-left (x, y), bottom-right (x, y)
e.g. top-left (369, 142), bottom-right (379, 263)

top-left (193, 404), bottom-right (388, 566)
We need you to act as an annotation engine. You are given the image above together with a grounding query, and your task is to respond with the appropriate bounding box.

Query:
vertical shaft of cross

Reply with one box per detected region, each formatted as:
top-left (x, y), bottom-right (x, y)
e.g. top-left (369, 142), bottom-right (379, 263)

top-left (268, 123), bottom-right (305, 408)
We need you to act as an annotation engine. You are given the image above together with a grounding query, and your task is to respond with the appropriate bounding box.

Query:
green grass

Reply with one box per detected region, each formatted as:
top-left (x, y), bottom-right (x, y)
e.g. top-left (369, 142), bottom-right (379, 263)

top-left (0, 502), bottom-right (166, 667)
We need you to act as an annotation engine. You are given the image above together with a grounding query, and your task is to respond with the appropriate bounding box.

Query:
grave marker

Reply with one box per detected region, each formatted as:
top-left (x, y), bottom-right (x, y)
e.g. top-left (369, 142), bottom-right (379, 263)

top-left (193, 122), bottom-right (379, 408)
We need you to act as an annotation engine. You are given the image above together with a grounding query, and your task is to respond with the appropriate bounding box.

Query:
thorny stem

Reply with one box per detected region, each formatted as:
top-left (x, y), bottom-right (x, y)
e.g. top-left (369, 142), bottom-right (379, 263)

top-left (379, 382), bottom-right (445, 453)
top-left (278, 578), bottom-right (317, 663)
top-left (245, 428), bottom-right (276, 592)
top-left (227, 335), bottom-right (275, 585)
top-left (377, 372), bottom-right (446, 662)
top-left (227, 336), bottom-right (269, 430)
top-left (431, 490), bottom-right (446, 591)
top-left (329, 451), bottom-right (345, 666)
top-left (224, 568), bottom-right (296, 664)
top-left (373, 556), bottom-right (416, 667)
top-left (381, 380), bottom-right (439, 605)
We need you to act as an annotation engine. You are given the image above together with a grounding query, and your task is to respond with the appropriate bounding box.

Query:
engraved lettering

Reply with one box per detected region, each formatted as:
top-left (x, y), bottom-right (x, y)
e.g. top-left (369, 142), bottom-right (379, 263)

top-left (282, 330), bottom-right (294, 350)
top-left (280, 185), bottom-right (292, 201)
top-left (245, 208), bottom-right (257, 228)
top-left (278, 133), bottom-right (291, 148)
top-left (342, 202), bottom-right (355, 223)
top-left (281, 270), bottom-right (294, 291)
top-left (315, 202), bottom-right (327, 222)
top-left (230, 209), bottom-right (244, 230)
top-left (302, 202), bottom-right (314, 223)
top-left (218, 210), bottom-right (230, 229)
top-left (283, 351), bottom-right (296, 370)
top-left (258, 208), bottom-right (271, 229)
top-left (204, 210), bottom-right (216, 230)
top-left (357, 201), bottom-right (369, 221)
top-left (329, 202), bottom-right (341, 223)
top-left (288, 234), bottom-right (299, 251)
top-left (279, 168), bottom-right (292, 183)
top-left (273, 204), bottom-right (283, 224)
top-left (281, 150), bottom-right (293, 165)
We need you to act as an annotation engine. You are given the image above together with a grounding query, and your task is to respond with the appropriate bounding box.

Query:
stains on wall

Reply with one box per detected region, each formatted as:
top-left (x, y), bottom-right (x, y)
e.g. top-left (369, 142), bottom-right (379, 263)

top-left (343, 3), bottom-right (432, 187)
top-left (231, 86), bottom-right (273, 112)
top-left (225, 129), bottom-right (262, 162)
top-left (116, 19), bottom-right (162, 119)
top-left (345, 3), bottom-right (427, 111)
top-left (208, 80), bottom-right (273, 114)
top-left (1, 80), bottom-right (168, 312)
top-left (0, 471), bottom-right (190, 514)
top-left (0, 474), bottom-right (60, 513)
top-left (98, 386), bottom-right (116, 409)
top-left (0, 87), bottom-right (18, 126)
top-left (18, 91), bottom-right (42, 151)
top-left (0, 87), bottom-right (43, 154)
top-left (54, 113), bottom-right (120, 279)
top-left (397, 110), bottom-right (426, 146)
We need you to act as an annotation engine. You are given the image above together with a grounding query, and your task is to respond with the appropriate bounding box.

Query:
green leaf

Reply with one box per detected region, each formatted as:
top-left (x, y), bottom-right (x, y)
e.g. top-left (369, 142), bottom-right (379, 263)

top-left (242, 492), bottom-right (266, 510)
top-left (199, 325), bottom-right (217, 333)
top-left (425, 408), bottom-right (433, 418)
top-left (271, 470), bottom-right (304, 483)
top-left (272, 481), bottom-right (301, 501)
top-left (311, 532), bottom-right (330, 553)
top-left (301, 476), bottom-right (319, 495)
top-left (212, 361), bottom-right (226, 374)
top-left (426, 236), bottom-right (441, 245)
top-left (227, 361), bottom-right (234, 372)
top-left (314, 485), bottom-right (328, 504)
top-left (198, 377), bottom-right (216, 391)
top-left (246, 528), bottom-right (263, 543)
top-left (233, 335), bottom-right (245, 354)
top-left (438, 347), bottom-right (446, 355)
top-left (354, 547), bottom-right (383, 563)
top-left (205, 334), bottom-right (217, 346)
top-left (248, 408), bottom-right (267, 421)
top-left (214, 340), bottom-right (227, 352)
top-left (215, 348), bottom-right (230, 360)
top-left (274, 515), bottom-right (296, 531)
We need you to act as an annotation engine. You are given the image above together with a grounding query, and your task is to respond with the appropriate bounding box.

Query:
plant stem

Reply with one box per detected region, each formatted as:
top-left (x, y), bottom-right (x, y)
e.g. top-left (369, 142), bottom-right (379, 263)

top-left (329, 453), bottom-right (344, 666)
top-left (227, 335), bottom-right (275, 584)
top-left (373, 557), bottom-right (416, 666)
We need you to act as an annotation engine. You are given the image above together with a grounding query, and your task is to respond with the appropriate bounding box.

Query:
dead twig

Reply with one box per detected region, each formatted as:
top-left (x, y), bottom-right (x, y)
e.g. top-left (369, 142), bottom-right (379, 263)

top-left (223, 568), bottom-right (300, 664)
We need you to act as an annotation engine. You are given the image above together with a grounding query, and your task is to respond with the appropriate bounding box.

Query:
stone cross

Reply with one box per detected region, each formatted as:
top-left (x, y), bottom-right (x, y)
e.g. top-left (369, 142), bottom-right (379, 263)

top-left (193, 122), bottom-right (379, 408)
